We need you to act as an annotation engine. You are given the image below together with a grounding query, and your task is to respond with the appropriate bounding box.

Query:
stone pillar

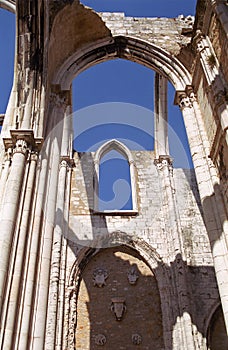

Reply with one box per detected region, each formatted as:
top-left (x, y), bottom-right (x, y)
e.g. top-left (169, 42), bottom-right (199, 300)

top-left (45, 158), bottom-right (70, 350)
top-left (17, 145), bottom-right (50, 350)
top-left (154, 73), bottom-right (169, 157)
top-left (0, 148), bottom-right (12, 211)
top-left (30, 91), bottom-right (69, 350)
top-left (154, 156), bottom-right (197, 350)
top-left (0, 138), bottom-right (28, 315)
top-left (177, 90), bottom-right (228, 333)
top-left (1, 151), bottom-right (38, 350)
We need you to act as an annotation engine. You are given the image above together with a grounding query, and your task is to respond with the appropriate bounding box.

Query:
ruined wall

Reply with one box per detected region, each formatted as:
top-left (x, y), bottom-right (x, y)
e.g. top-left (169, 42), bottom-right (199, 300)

top-left (66, 149), bottom-right (219, 346)
top-left (99, 12), bottom-right (194, 57)
top-left (75, 246), bottom-right (164, 350)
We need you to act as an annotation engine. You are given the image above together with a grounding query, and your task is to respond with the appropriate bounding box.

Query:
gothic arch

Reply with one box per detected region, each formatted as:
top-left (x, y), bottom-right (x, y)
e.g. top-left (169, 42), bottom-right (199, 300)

top-left (93, 139), bottom-right (137, 212)
top-left (53, 35), bottom-right (192, 91)
top-left (0, 0), bottom-right (15, 13)
top-left (65, 232), bottom-right (171, 350)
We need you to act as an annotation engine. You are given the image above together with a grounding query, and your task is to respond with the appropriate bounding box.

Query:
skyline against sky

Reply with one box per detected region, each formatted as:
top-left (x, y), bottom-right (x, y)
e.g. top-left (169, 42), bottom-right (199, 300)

top-left (0, 1), bottom-right (197, 210)
top-left (0, 1), bottom-right (196, 171)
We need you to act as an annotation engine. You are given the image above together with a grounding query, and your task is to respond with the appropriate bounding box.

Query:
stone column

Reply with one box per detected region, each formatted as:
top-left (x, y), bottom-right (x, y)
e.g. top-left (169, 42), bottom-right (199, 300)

top-left (154, 73), bottom-right (169, 157)
top-left (0, 148), bottom-right (12, 211)
top-left (0, 138), bottom-right (28, 315)
top-left (45, 158), bottom-right (69, 350)
top-left (30, 92), bottom-right (68, 350)
top-left (154, 156), bottom-right (197, 350)
top-left (1, 151), bottom-right (38, 350)
top-left (177, 90), bottom-right (228, 333)
top-left (17, 145), bottom-right (50, 350)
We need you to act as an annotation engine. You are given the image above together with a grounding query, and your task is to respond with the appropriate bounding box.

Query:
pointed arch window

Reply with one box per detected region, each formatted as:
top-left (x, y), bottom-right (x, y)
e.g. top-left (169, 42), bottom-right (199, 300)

top-left (94, 140), bottom-right (138, 214)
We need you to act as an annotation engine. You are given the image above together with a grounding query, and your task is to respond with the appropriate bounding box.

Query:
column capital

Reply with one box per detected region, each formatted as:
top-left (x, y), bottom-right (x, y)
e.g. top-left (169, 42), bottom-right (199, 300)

top-left (175, 93), bottom-right (193, 110)
top-left (60, 156), bottom-right (75, 169)
top-left (13, 139), bottom-right (28, 155)
top-left (174, 87), bottom-right (197, 110)
top-left (154, 155), bottom-right (173, 171)
top-left (3, 130), bottom-right (43, 153)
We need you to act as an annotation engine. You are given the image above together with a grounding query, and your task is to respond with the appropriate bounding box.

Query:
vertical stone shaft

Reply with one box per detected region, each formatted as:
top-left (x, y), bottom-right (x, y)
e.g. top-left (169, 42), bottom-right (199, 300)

top-left (0, 140), bottom-right (27, 316)
top-left (56, 167), bottom-right (71, 350)
top-left (17, 150), bottom-right (49, 350)
top-left (155, 158), bottom-right (195, 350)
top-left (45, 159), bottom-right (68, 350)
top-left (30, 98), bottom-right (66, 349)
top-left (0, 150), bottom-right (11, 211)
top-left (154, 73), bottom-right (169, 156)
top-left (2, 152), bottom-right (38, 349)
top-left (179, 92), bottom-right (228, 332)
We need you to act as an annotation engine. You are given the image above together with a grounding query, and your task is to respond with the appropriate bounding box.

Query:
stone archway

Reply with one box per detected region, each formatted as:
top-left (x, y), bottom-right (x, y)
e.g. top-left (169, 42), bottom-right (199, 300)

top-left (65, 233), bottom-right (171, 350)
top-left (75, 245), bottom-right (164, 350)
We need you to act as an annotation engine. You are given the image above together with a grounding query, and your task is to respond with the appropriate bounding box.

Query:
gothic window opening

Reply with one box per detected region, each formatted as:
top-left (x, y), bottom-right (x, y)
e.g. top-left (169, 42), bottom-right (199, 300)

top-left (94, 140), bottom-right (137, 213)
top-left (99, 150), bottom-right (132, 211)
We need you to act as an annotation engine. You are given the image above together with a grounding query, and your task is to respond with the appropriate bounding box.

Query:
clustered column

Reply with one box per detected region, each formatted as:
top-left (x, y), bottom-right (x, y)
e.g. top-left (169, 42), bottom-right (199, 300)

top-left (154, 74), bottom-right (196, 350)
top-left (176, 88), bottom-right (228, 333)
top-left (0, 138), bottom-right (28, 315)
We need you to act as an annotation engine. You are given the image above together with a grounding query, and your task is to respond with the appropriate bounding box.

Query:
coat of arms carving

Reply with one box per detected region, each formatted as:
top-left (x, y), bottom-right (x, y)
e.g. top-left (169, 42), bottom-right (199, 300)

top-left (93, 267), bottom-right (109, 287)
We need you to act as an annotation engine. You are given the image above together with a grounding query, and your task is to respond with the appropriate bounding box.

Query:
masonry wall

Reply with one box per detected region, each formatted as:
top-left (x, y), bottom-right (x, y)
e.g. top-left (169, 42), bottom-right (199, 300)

top-left (66, 149), bottom-right (219, 347)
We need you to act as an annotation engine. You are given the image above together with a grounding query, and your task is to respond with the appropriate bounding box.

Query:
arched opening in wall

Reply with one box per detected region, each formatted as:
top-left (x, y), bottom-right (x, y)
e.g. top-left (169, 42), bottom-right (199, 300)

top-left (0, 8), bottom-right (15, 129)
top-left (72, 58), bottom-right (193, 211)
top-left (99, 150), bottom-right (132, 211)
top-left (207, 305), bottom-right (228, 350)
top-left (74, 245), bottom-right (164, 350)
top-left (72, 59), bottom-right (192, 168)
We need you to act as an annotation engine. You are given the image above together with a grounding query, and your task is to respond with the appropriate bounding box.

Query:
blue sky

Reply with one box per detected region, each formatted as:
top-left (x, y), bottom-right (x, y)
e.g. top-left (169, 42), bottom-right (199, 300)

top-left (0, 1), bottom-right (197, 209)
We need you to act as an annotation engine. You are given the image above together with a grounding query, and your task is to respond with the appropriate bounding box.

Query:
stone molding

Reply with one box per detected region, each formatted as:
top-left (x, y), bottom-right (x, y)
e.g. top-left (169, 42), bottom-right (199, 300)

top-left (3, 130), bottom-right (43, 154)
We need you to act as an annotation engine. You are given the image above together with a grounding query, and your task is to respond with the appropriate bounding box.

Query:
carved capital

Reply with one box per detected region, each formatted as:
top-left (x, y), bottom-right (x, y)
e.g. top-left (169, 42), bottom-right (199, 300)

top-left (154, 155), bottom-right (173, 172)
top-left (60, 156), bottom-right (75, 169)
top-left (13, 139), bottom-right (28, 155)
top-left (3, 130), bottom-right (43, 154)
top-left (30, 151), bottom-right (39, 162)
top-left (178, 95), bottom-right (193, 110)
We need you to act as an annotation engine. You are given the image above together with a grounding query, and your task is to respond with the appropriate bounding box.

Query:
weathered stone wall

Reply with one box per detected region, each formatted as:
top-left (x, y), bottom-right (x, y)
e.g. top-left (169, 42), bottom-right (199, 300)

top-left (99, 12), bottom-right (194, 57)
top-left (66, 149), bottom-right (219, 346)
top-left (69, 150), bottom-right (212, 265)
top-left (75, 246), bottom-right (164, 350)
